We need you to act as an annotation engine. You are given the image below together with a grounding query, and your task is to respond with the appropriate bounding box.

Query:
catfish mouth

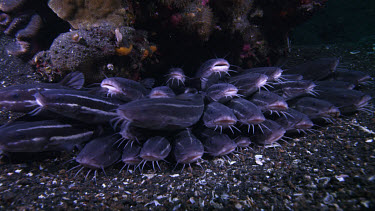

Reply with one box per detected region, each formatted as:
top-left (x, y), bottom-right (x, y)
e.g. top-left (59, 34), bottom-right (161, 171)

top-left (141, 155), bottom-right (163, 161)
top-left (212, 62), bottom-right (230, 72)
top-left (101, 81), bottom-right (121, 93)
top-left (265, 130), bottom-right (286, 145)
top-left (150, 91), bottom-right (168, 98)
top-left (256, 76), bottom-right (268, 88)
top-left (180, 152), bottom-right (204, 164)
top-left (272, 70), bottom-right (283, 80)
top-left (224, 88), bottom-right (238, 97)
top-left (216, 145), bottom-right (236, 156)
top-left (236, 140), bottom-right (251, 147)
top-left (123, 158), bottom-right (142, 165)
top-left (170, 73), bottom-right (185, 80)
top-left (213, 116), bottom-right (237, 126)
top-left (296, 120), bottom-right (314, 129)
top-left (269, 101), bottom-right (288, 111)
top-left (248, 116), bottom-right (266, 124)
top-left (78, 158), bottom-right (101, 169)
top-left (326, 107), bottom-right (341, 117)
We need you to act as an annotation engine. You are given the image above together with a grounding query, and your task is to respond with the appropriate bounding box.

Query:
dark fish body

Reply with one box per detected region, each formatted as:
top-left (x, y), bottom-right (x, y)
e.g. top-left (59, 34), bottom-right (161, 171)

top-left (206, 83), bottom-right (239, 103)
top-left (200, 74), bottom-right (222, 91)
top-left (294, 97), bottom-right (340, 119)
top-left (227, 98), bottom-right (265, 125)
top-left (195, 58), bottom-right (230, 90)
top-left (332, 68), bottom-right (373, 85)
top-left (285, 57), bottom-right (339, 81)
top-left (0, 120), bottom-right (95, 152)
top-left (140, 78), bottom-right (155, 89)
top-left (174, 130), bottom-right (204, 164)
top-left (0, 85), bottom-right (42, 112)
top-left (241, 67), bottom-right (283, 82)
top-left (281, 74), bottom-right (303, 81)
top-left (140, 136), bottom-right (171, 161)
top-left (234, 136), bottom-right (252, 148)
top-left (276, 109), bottom-right (313, 132)
top-left (315, 81), bottom-right (355, 90)
top-left (0, 72), bottom-right (84, 112)
top-left (116, 93), bottom-right (204, 130)
top-left (122, 143), bottom-right (142, 165)
top-left (149, 86), bottom-right (176, 98)
top-left (118, 125), bottom-right (149, 142)
top-left (100, 77), bottom-right (149, 102)
top-left (315, 87), bottom-right (372, 114)
top-left (229, 73), bottom-right (268, 97)
top-left (195, 58), bottom-right (230, 79)
top-left (76, 135), bottom-right (121, 169)
top-left (203, 131), bottom-right (237, 157)
top-left (35, 89), bottom-right (119, 124)
top-left (273, 80), bottom-right (316, 100)
top-left (251, 92), bottom-right (288, 112)
top-left (203, 102), bottom-right (237, 129)
top-left (252, 120), bottom-right (285, 145)
top-left (166, 68), bottom-right (186, 87)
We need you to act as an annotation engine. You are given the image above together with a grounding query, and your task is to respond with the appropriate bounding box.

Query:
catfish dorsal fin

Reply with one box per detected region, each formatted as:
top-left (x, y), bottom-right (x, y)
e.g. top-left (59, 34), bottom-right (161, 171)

top-left (59, 72), bottom-right (85, 89)
top-left (140, 78), bottom-right (155, 89)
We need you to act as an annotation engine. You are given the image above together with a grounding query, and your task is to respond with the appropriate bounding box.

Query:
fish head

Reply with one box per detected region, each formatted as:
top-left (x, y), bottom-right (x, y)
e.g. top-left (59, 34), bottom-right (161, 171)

top-left (204, 134), bottom-right (237, 157)
top-left (174, 131), bottom-right (204, 164)
top-left (140, 136), bottom-right (171, 161)
top-left (122, 144), bottom-right (142, 165)
top-left (234, 136), bottom-right (252, 148)
top-left (149, 86), bottom-right (175, 99)
top-left (0, 86), bottom-right (37, 112)
top-left (203, 102), bottom-right (237, 128)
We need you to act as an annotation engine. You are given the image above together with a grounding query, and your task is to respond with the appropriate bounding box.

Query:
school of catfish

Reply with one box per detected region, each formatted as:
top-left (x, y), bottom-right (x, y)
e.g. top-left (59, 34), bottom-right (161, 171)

top-left (0, 57), bottom-right (373, 179)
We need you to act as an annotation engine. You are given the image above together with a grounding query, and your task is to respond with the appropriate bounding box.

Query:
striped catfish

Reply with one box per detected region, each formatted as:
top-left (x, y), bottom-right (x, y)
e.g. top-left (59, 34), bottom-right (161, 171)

top-left (0, 72), bottom-right (84, 113)
top-left (34, 89), bottom-right (120, 124)
top-left (100, 77), bottom-right (149, 102)
top-left (0, 120), bottom-right (95, 152)
top-left (114, 93), bottom-right (204, 130)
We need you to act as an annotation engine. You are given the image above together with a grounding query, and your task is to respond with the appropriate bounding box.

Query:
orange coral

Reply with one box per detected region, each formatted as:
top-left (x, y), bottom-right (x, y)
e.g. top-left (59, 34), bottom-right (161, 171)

top-left (150, 45), bottom-right (157, 53)
top-left (115, 44), bottom-right (133, 56)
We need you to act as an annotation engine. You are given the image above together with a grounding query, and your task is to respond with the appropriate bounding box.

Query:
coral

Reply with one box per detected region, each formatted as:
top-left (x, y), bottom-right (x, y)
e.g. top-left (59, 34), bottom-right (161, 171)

top-left (124, 0), bottom-right (328, 73)
top-left (23, 0), bottom-right (328, 82)
top-left (0, 0), bottom-right (28, 12)
top-left (115, 45), bottom-right (133, 56)
top-left (0, 0), bottom-right (69, 58)
top-left (180, 1), bottom-right (213, 41)
top-left (48, 0), bottom-right (131, 29)
top-left (159, 0), bottom-right (192, 9)
top-left (0, 0), bottom-right (42, 57)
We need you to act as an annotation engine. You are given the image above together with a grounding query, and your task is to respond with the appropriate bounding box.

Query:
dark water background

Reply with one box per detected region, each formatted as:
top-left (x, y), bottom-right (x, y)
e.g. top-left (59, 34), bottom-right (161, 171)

top-left (292, 0), bottom-right (375, 45)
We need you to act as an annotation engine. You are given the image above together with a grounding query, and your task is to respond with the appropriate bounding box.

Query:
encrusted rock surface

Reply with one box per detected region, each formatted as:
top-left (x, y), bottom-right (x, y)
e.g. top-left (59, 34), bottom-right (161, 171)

top-left (48, 0), bottom-right (128, 30)
top-left (32, 25), bottom-right (157, 82)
